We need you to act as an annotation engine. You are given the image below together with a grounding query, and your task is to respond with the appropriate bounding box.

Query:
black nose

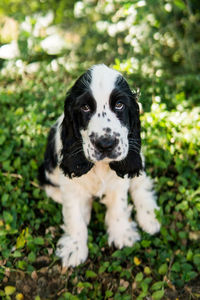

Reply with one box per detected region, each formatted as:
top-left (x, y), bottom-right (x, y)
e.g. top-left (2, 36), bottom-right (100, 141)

top-left (95, 137), bottom-right (117, 153)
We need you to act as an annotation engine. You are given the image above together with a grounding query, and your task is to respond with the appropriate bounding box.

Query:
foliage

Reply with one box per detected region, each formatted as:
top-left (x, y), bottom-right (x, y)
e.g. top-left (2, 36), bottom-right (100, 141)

top-left (0, 0), bottom-right (200, 299)
top-left (0, 0), bottom-right (77, 23)
top-left (72, 0), bottom-right (200, 111)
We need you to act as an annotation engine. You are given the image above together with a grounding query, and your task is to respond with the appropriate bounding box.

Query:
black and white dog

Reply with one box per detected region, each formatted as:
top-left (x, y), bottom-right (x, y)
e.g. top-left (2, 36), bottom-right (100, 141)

top-left (39, 64), bottom-right (160, 267)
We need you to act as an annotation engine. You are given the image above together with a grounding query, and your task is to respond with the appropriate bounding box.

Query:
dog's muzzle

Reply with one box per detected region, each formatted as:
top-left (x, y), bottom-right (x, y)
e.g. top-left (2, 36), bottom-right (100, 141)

top-left (95, 137), bottom-right (118, 153)
top-left (91, 135), bottom-right (119, 160)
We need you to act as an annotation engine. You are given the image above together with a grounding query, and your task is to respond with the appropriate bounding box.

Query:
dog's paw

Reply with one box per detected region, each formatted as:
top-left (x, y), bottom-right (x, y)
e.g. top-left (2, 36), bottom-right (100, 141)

top-left (137, 209), bottom-right (160, 235)
top-left (56, 235), bottom-right (88, 267)
top-left (108, 221), bottom-right (140, 249)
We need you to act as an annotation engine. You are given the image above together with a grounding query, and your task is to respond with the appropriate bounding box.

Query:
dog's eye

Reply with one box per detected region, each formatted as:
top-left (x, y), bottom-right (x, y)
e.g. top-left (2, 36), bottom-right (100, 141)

top-left (81, 104), bottom-right (91, 113)
top-left (115, 102), bottom-right (125, 111)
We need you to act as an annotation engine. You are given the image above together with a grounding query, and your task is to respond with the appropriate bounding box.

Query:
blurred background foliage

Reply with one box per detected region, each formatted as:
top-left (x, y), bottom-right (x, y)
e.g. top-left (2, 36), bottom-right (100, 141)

top-left (0, 0), bottom-right (200, 110)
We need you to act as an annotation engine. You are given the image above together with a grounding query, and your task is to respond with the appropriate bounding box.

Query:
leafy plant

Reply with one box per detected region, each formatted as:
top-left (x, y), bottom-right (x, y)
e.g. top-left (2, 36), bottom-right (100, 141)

top-left (0, 1), bottom-right (200, 299)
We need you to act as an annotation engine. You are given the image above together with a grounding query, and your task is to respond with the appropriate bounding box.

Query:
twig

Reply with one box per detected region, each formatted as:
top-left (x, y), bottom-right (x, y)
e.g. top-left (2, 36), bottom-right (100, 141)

top-left (2, 172), bottom-right (22, 179)
top-left (2, 172), bottom-right (42, 189)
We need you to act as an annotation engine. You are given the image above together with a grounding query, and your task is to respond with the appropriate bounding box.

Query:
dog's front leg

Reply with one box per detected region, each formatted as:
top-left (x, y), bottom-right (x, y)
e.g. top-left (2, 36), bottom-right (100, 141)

top-left (56, 182), bottom-right (92, 267)
top-left (102, 179), bottom-right (140, 249)
top-left (130, 171), bottom-right (160, 235)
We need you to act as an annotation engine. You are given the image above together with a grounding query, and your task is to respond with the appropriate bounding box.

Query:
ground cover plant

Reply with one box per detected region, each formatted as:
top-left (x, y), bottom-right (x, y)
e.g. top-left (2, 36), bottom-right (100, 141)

top-left (0, 1), bottom-right (200, 299)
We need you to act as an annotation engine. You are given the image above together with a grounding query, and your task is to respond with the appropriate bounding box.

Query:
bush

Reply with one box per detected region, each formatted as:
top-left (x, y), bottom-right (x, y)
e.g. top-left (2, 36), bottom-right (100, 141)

top-left (0, 1), bottom-right (200, 299)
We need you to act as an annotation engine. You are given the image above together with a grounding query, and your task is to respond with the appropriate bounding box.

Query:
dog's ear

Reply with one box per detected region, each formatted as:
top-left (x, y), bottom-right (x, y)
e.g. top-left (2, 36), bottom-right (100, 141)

top-left (110, 91), bottom-right (143, 178)
top-left (59, 93), bottom-right (93, 178)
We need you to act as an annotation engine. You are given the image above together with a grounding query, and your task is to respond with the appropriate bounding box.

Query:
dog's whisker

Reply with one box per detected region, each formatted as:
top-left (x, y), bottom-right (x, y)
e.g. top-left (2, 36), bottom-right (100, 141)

top-left (129, 147), bottom-right (140, 153)
top-left (69, 149), bottom-right (84, 157)
top-left (129, 141), bottom-right (140, 147)
top-left (129, 139), bottom-right (141, 146)
top-left (70, 146), bottom-right (83, 154)
top-left (69, 142), bottom-right (83, 151)
top-left (130, 149), bottom-right (140, 155)
top-left (129, 146), bottom-right (140, 154)
top-left (129, 144), bottom-right (140, 151)
top-left (129, 143), bottom-right (140, 149)
top-left (129, 144), bottom-right (141, 151)
top-left (70, 139), bottom-right (83, 146)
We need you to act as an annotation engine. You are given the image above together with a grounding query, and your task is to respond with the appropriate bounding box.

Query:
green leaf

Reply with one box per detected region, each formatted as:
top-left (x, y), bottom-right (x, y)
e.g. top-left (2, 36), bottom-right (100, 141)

top-left (158, 263), bottom-right (168, 275)
top-left (137, 291), bottom-right (148, 300)
top-left (17, 260), bottom-right (27, 270)
top-left (16, 234), bottom-right (26, 249)
top-left (184, 271), bottom-right (197, 282)
top-left (141, 240), bottom-right (151, 248)
top-left (171, 262), bottom-right (181, 272)
top-left (182, 263), bottom-right (193, 272)
top-left (3, 211), bottom-right (13, 224)
top-left (58, 292), bottom-right (79, 300)
top-left (112, 250), bottom-right (123, 258)
top-left (12, 250), bottom-right (22, 258)
top-left (28, 251), bottom-right (36, 262)
top-left (0, 135), bottom-right (6, 145)
top-left (105, 290), bottom-right (113, 298)
top-left (193, 254), bottom-right (200, 266)
top-left (85, 270), bottom-right (97, 278)
top-left (118, 286), bottom-right (127, 292)
top-left (4, 286), bottom-right (16, 296)
top-left (98, 261), bottom-right (109, 274)
top-left (16, 228), bottom-right (29, 249)
top-left (135, 272), bottom-right (143, 282)
top-left (151, 281), bottom-right (164, 291)
top-left (34, 237), bottom-right (44, 245)
top-left (140, 281), bottom-right (149, 293)
top-left (144, 267), bottom-right (151, 275)
top-left (0, 290), bottom-right (5, 296)
top-left (152, 289), bottom-right (165, 300)
top-left (186, 249), bottom-right (193, 261)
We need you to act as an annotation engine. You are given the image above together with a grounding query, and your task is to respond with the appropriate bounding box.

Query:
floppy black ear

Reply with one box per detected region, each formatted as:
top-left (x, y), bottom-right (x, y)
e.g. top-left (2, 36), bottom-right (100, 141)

top-left (59, 93), bottom-right (93, 178)
top-left (110, 91), bottom-right (143, 178)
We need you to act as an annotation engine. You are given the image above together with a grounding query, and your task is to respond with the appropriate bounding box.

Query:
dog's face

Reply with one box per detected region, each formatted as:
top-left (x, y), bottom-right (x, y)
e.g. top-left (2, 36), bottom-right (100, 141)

top-left (60, 64), bottom-right (142, 178)
top-left (80, 66), bottom-right (131, 163)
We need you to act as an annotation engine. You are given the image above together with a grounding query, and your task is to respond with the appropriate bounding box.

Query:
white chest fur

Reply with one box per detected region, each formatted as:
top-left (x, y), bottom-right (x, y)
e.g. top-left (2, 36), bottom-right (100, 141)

top-left (60, 161), bottom-right (129, 199)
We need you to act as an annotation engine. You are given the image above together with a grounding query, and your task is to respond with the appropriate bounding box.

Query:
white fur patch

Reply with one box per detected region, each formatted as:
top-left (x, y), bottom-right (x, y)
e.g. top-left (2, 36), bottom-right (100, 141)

top-left (130, 171), bottom-right (160, 234)
top-left (45, 155), bottom-right (160, 268)
top-left (56, 234), bottom-right (88, 267)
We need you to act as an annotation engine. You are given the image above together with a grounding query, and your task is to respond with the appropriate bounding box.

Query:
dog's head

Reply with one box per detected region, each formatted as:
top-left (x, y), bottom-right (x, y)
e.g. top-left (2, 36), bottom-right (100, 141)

top-left (60, 64), bottom-right (143, 178)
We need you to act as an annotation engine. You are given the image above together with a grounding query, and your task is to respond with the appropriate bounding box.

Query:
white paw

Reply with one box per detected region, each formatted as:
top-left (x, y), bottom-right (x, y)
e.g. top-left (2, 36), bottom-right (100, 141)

top-left (56, 235), bottom-right (88, 267)
top-left (108, 221), bottom-right (140, 249)
top-left (137, 208), bottom-right (160, 235)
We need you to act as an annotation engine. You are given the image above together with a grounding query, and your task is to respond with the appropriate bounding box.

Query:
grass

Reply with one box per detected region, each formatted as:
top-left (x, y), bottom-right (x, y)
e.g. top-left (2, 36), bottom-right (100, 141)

top-left (0, 61), bottom-right (200, 300)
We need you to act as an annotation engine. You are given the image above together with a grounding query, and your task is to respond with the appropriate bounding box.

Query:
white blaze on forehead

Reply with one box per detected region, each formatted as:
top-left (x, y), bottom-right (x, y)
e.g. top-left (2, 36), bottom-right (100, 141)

top-left (90, 64), bottom-right (121, 107)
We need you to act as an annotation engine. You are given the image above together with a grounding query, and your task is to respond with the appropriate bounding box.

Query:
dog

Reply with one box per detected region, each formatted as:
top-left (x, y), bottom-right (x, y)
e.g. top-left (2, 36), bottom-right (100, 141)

top-left (39, 64), bottom-right (160, 267)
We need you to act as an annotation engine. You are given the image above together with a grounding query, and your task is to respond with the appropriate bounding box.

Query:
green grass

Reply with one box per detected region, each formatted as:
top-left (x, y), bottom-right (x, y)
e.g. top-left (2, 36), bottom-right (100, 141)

top-left (0, 61), bottom-right (200, 300)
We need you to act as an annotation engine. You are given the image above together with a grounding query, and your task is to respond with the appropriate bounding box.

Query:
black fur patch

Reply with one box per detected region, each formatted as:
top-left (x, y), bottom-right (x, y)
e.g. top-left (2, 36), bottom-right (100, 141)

top-left (109, 75), bottom-right (143, 178)
top-left (59, 70), bottom-right (95, 177)
top-left (59, 117), bottom-right (93, 178)
top-left (38, 163), bottom-right (59, 187)
top-left (38, 125), bottom-right (59, 186)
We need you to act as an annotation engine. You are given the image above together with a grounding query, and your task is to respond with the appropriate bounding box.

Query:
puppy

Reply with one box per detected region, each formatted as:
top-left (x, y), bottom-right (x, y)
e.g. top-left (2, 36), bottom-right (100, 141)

top-left (39, 64), bottom-right (160, 267)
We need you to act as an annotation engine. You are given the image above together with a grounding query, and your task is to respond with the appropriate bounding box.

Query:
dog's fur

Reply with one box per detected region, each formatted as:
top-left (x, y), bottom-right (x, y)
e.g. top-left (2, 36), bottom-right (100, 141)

top-left (39, 64), bottom-right (160, 267)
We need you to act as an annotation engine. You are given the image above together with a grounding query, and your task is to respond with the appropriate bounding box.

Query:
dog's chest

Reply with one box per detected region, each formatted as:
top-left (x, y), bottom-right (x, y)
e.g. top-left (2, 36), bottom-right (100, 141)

top-left (75, 162), bottom-right (118, 198)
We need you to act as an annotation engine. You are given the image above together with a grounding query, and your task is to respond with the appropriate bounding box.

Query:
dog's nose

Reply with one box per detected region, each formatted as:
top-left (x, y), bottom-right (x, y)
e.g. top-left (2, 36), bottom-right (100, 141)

top-left (95, 137), bottom-right (117, 153)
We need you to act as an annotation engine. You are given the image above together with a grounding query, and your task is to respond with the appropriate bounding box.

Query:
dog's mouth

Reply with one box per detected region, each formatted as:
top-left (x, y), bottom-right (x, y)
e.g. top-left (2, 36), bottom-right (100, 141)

top-left (94, 150), bottom-right (121, 162)
top-left (87, 144), bottom-right (125, 163)
top-left (82, 132), bottom-right (128, 163)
